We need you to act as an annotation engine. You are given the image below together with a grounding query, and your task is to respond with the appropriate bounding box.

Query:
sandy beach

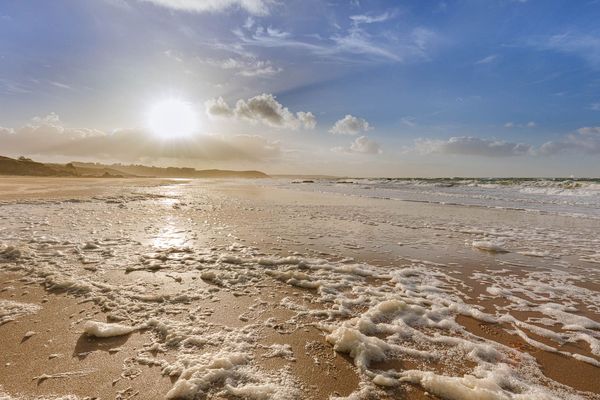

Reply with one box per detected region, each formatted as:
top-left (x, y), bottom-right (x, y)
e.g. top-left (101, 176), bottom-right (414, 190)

top-left (4, 1), bottom-right (600, 398)
top-left (1, 177), bottom-right (599, 400)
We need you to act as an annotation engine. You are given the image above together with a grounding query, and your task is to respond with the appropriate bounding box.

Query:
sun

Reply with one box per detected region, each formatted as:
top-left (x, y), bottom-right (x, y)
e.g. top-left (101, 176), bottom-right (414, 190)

top-left (145, 98), bottom-right (198, 139)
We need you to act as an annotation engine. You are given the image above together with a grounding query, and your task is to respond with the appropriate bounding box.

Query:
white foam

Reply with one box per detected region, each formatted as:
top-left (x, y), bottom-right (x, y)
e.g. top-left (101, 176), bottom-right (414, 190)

top-left (164, 352), bottom-right (299, 400)
top-left (472, 240), bottom-right (508, 253)
top-left (83, 321), bottom-right (136, 337)
top-left (326, 327), bottom-right (389, 369)
top-left (1, 181), bottom-right (598, 400)
top-left (0, 299), bottom-right (41, 325)
top-left (0, 386), bottom-right (82, 400)
top-left (261, 344), bottom-right (295, 361)
top-left (400, 364), bottom-right (558, 400)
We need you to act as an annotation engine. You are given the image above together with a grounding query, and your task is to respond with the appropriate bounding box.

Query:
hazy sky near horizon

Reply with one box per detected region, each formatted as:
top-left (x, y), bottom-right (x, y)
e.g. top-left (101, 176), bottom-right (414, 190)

top-left (1, 0), bottom-right (599, 177)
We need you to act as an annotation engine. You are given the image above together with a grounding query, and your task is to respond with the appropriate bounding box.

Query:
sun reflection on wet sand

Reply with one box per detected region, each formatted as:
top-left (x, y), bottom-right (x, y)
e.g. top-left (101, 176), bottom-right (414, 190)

top-left (150, 218), bottom-right (190, 249)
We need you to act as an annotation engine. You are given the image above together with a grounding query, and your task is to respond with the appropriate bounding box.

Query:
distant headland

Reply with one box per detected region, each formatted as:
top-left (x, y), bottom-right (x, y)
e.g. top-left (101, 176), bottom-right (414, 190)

top-left (0, 155), bottom-right (269, 179)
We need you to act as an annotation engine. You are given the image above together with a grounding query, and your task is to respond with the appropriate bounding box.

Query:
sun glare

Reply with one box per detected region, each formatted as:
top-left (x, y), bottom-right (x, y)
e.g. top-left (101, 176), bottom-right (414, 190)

top-left (146, 98), bottom-right (198, 139)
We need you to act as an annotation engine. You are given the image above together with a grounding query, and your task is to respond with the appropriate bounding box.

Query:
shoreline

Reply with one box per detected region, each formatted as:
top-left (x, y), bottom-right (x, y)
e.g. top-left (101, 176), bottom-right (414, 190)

top-left (1, 177), bottom-right (598, 399)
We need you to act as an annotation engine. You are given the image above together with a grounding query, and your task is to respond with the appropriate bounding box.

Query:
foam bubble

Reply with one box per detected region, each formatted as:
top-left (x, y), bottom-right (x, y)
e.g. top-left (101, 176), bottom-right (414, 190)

top-left (83, 321), bottom-right (136, 338)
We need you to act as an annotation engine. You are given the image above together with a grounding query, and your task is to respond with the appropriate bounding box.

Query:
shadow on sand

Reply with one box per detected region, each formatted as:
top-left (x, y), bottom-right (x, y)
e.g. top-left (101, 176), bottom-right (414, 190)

top-left (73, 332), bottom-right (132, 360)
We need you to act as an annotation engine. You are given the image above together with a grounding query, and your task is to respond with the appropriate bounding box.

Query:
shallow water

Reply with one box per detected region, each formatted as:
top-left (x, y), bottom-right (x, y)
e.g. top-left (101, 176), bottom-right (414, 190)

top-left (275, 177), bottom-right (600, 219)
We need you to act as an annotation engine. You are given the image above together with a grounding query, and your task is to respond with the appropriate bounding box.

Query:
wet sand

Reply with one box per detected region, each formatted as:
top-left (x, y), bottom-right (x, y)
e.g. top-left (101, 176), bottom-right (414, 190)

top-left (0, 177), bottom-right (599, 399)
top-left (0, 176), bottom-right (177, 202)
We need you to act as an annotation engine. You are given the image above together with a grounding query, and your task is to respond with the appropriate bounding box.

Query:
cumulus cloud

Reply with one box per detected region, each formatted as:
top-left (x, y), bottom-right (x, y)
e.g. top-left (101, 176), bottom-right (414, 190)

top-left (235, 94), bottom-right (294, 127)
top-left (0, 114), bottom-right (281, 162)
top-left (415, 136), bottom-right (531, 157)
top-left (205, 97), bottom-right (234, 117)
top-left (137, 0), bottom-right (273, 15)
top-left (333, 136), bottom-right (382, 155)
top-left (350, 136), bottom-right (382, 154)
top-left (329, 114), bottom-right (372, 135)
top-left (205, 93), bottom-right (316, 130)
top-left (296, 111), bottom-right (317, 130)
top-left (539, 127), bottom-right (600, 155)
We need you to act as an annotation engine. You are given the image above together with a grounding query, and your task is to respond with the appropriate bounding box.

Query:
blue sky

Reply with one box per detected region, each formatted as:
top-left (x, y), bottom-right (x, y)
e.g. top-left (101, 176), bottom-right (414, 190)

top-left (0, 0), bottom-right (599, 176)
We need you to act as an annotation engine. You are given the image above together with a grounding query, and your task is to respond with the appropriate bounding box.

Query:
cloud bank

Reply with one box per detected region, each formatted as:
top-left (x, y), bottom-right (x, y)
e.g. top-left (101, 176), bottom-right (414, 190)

top-left (333, 136), bottom-right (382, 155)
top-left (0, 114), bottom-right (281, 162)
top-left (205, 93), bottom-right (316, 130)
top-left (539, 127), bottom-right (600, 155)
top-left (415, 136), bottom-right (531, 157)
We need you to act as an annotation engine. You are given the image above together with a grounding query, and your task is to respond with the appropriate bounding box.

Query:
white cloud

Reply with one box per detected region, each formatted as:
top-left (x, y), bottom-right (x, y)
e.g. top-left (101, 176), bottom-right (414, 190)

top-left (136, 0), bottom-right (273, 15)
top-left (349, 12), bottom-right (393, 25)
top-left (539, 127), bottom-right (600, 155)
top-left (235, 94), bottom-right (305, 128)
top-left (401, 116), bottom-right (417, 127)
top-left (476, 54), bottom-right (498, 64)
top-left (167, 48), bottom-right (282, 77)
top-left (504, 121), bottom-right (536, 128)
top-left (32, 112), bottom-right (62, 126)
top-left (333, 136), bottom-right (382, 155)
top-left (266, 27), bottom-right (290, 39)
top-left (0, 78), bottom-right (32, 95)
top-left (529, 32), bottom-right (600, 68)
top-left (296, 111), bottom-right (317, 130)
top-left (350, 136), bottom-right (382, 154)
top-left (0, 127), bottom-right (15, 135)
top-left (590, 103), bottom-right (600, 111)
top-left (243, 16), bottom-right (255, 29)
top-left (0, 114), bottom-right (281, 162)
top-left (329, 114), bottom-right (372, 135)
top-left (330, 28), bottom-right (403, 61)
top-left (205, 96), bottom-right (234, 117)
top-left (231, 21), bottom-right (438, 64)
top-left (205, 57), bottom-right (282, 77)
top-left (49, 81), bottom-right (73, 90)
top-left (164, 49), bottom-right (184, 62)
top-left (415, 136), bottom-right (531, 157)
top-left (415, 128), bottom-right (600, 158)
top-left (411, 27), bottom-right (437, 53)
top-left (205, 93), bottom-right (316, 130)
